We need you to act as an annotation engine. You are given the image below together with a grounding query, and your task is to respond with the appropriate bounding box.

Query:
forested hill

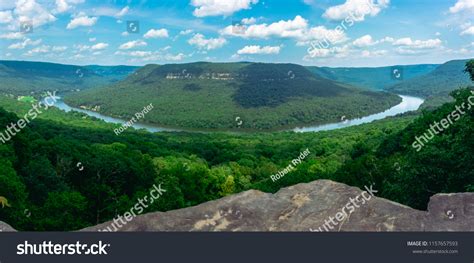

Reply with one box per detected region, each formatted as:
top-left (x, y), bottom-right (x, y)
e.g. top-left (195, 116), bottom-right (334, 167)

top-left (334, 88), bottom-right (474, 209)
top-left (307, 64), bottom-right (438, 90)
top-left (386, 59), bottom-right (472, 97)
top-left (65, 62), bottom-right (400, 130)
top-left (0, 60), bottom-right (138, 96)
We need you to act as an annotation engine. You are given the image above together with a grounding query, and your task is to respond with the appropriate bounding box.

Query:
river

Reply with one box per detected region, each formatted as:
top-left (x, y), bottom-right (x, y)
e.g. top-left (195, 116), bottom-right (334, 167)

top-left (49, 95), bottom-right (424, 133)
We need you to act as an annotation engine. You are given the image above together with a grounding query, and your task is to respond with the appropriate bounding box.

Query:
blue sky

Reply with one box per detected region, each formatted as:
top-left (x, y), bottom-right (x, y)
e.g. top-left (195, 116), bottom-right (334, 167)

top-left (0, 0), bottom-right (473, 67)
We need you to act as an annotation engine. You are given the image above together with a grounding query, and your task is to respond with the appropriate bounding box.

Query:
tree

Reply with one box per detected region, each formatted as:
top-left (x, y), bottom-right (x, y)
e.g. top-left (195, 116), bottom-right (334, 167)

top-left (464, 60), bottom-right (474, 82)
top-left (37, 191), bottom-right (88, 231)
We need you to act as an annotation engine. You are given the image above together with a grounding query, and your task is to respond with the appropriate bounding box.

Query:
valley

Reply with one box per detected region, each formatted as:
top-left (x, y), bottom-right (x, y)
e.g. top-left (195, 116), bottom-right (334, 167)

top-left (63, 62), bottom-right (401, 131)
top-left (0, 59), bottom-right (472, 232)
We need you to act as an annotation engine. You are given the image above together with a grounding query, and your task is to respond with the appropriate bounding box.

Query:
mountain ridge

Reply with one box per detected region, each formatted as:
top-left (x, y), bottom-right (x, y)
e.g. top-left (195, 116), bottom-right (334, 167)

top-left (0, 60), bottom-right (138, 97)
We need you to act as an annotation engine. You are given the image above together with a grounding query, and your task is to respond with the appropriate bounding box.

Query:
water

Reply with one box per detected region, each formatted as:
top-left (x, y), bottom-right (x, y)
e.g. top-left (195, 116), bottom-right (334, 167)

top-left (293, 95), bottom-right (424, 132)
top-left (49, 95), bottom-right (424, 134)
top-left (51, 98), bottom-right (177, 132)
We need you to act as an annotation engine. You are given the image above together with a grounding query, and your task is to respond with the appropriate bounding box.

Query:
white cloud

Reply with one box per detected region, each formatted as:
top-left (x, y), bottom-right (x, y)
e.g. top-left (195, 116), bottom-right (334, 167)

top-left (54, 0), bottom-right (85, 14)
top-left (121, 31), bottom-right (129, 36)
top-left (52, 45), bottom-right (67, 52)
top-left (191, 0), bottom-right (258, 17)
top-left (323, 0), bottom-right (390, 22)
top-left (0, 32), bottom-right (25, 40)
top-left (55, 0), bottom-right (69, 13)
top-left (115, 6), bottom-right (129, 17)
top-left (360, 49), bottom-right (387, 57)
top-left (352, 34), bottom-right (378, 47)
top-left (237, 45), bottom-right (281, 55)
top-left (130, 51), bottom-right (152, 57)
top-left (14, 0), bottom-right (57, 27)
top-left (164, 53), bottom-right (186, 61)
top-left (460, 26), bottom-right (474, 36)
top-left (72, 54), bottom-right (84, 59)
top-left (116, 50), bottom-right (186, 62)
top-left (392, 37), bottom-right (442, 49)
top-left (306, 44), bottom-right (352, 59)
top-left (89, 37), bottom-right (96, 42)
top-left (8, 38), bottom-right (42, 49)
top-left (449, 0), bottom-right (474, 13)
top-left (221, 15), bottom-right (347, 44)
top-left (188, 33), bottom-right (227, 50)
top-left (74, 44), bottom-right (90, 52)
top-left (380, 36), bottom-right (394, 43)
top-left (241, 17), bottom-right (257, 24)
top-left (119, 40), bottom-right (147, 50)
top-left (392, 37), bottom-right (442, 55)
top-left (24, 44), bottom-right (51, 56)
top-left (115, 50), bottom-right (151, 57)
top-left (91, 42), bottom-right (108, 50)
top-left (66, 12), bottom-right (98, 29)
top-left (221, 15), bottom-right (307, 39)
top-left (0, 10), bottom-right (13, 23)
top-left (144, 28), bottom-right (169, 39)
top-left (180, 29), bottom-right (193, 35)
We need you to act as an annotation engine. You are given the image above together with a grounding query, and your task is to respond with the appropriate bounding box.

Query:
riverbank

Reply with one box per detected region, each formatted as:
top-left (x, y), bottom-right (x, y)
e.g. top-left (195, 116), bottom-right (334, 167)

top-left (49, 95), bottom-right (424, 134)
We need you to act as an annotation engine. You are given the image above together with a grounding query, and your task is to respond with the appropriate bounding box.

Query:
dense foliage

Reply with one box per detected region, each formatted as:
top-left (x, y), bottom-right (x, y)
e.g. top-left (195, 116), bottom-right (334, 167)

top-left (334, 88), bottom-right (474, 209)
top-left (0, 60), bottom-right (472, 232)
top-left (233, 63), bottom-right (348, 108)
top-left (0, 94), bottom-right (413, 231)
top-left (64, 62), bottom-right (401, 130)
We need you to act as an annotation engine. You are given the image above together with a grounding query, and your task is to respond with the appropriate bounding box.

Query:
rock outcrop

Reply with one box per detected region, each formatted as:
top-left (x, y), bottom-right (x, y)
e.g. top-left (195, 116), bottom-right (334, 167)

top-left (83, 180), bottom-right (474, 232)
top-left (2, 180), bottom-right (473, 231)
top-left (0, 221), bottom-right (16, 232)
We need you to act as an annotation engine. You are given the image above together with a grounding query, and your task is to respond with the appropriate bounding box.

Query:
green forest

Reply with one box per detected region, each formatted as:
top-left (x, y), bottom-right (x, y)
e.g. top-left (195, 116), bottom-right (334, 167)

top-left (0, 61), bottom-right (473, 231)
top-left (64, 62), bottom-right (400, 131)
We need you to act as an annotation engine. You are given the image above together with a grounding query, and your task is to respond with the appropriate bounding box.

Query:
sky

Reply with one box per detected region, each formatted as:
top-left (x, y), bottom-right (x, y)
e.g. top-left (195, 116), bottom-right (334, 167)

top-left (0, 0), bottom-right (473, 67)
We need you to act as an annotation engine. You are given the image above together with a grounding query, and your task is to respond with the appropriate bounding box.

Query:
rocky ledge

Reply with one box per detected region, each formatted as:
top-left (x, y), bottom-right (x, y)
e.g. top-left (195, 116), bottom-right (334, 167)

top-left (2, 180), bottom-right (473, 232)
top-left (84, 180), bottom-right (474, 232)
top-left (0, 221), bottom-right (16, 232)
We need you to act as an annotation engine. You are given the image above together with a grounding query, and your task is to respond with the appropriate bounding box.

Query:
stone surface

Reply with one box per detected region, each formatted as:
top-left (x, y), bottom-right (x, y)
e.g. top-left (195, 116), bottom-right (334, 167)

top-left (2, 180), bottom-right (473, 232)
top-left (82, 180), bottom-right (474, 232)
top-left (0, 221), bottom-right (16, 232)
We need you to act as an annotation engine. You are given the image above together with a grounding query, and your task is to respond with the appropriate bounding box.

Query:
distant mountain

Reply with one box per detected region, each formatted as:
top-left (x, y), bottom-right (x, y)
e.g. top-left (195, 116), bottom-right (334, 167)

top-left (0, 60), bottom-right (138, 97)
top-left (83, 65), bottom-right (139, 81)
top-left (307, 64), bottom-right (438, 90)
top-left (65, 62), bottom-right (401, 130)
top-left (386, 59), bottom-right (472, 98)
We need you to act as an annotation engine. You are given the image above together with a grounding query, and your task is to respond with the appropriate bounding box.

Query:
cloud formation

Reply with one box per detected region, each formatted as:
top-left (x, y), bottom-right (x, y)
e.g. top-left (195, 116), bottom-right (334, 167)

top-left (188, 33), bottom-right (227, 50)
top-left (191, 0), bottom-right (258, 17)
top-left (237, 45), bottom-right (281, 55)
top-left (323, 0), bottom-right (390, 22)
top-left (67, 12), bottom-right (97, 29)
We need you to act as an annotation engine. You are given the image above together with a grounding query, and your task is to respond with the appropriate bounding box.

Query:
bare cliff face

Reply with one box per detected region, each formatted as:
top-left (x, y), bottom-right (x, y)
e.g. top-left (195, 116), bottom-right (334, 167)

top-left (2, 180), bottom-right (473, 232)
